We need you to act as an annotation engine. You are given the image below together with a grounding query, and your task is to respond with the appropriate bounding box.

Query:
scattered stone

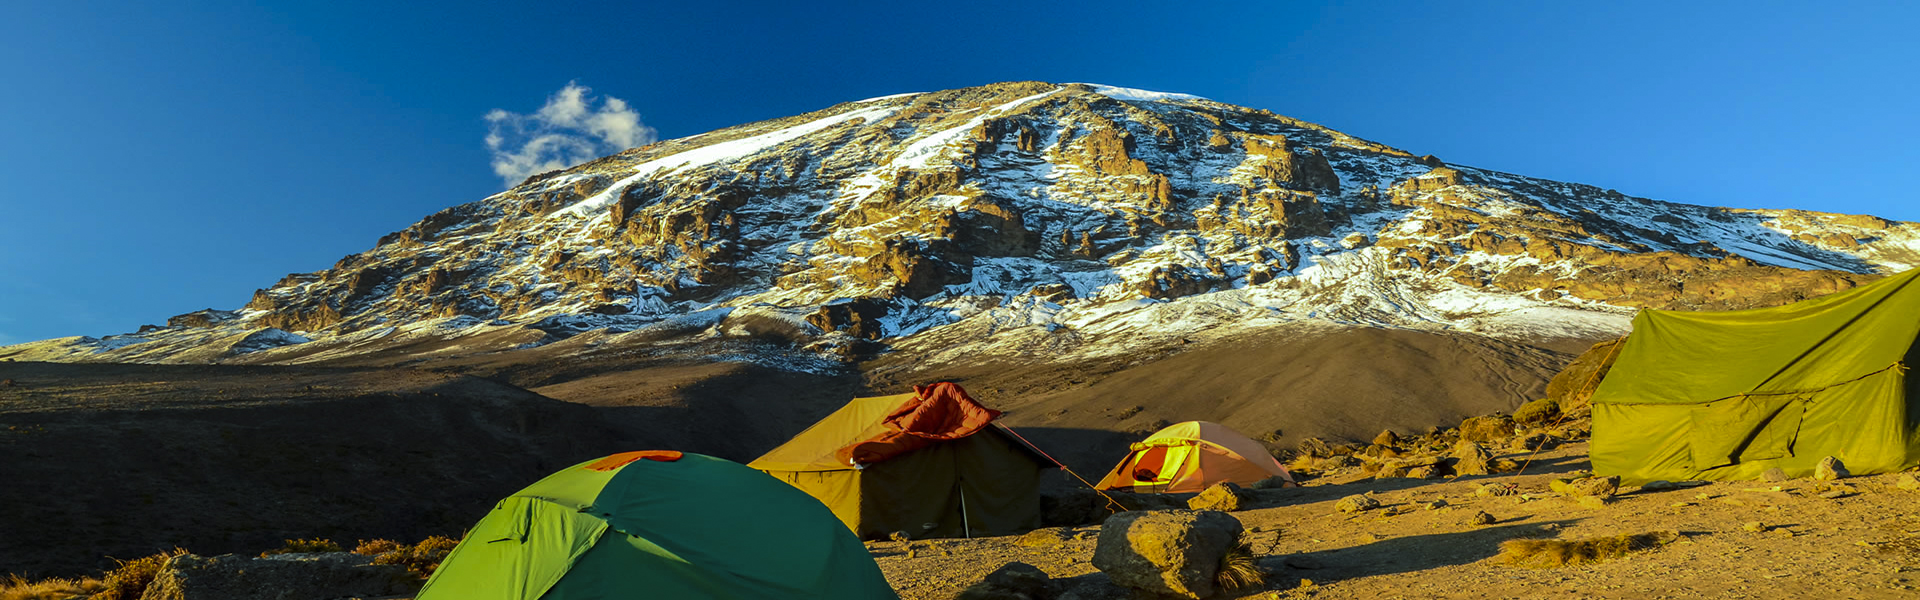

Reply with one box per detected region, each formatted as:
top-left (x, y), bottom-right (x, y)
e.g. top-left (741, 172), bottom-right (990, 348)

top-left (1816, 456), bottom-right (1850, 481)
top-left (1424, 499), bottom-right (1449, 510)
top-left (1560, 476), bottom-right (1621, 499)
top-left (1816, 482), bottom-right (1859, 499)
top-left (137, 552), bottom-right (419, 600)
top-left (1897, 473), bottom-right (1920, 491)
top-left (956, 562), bottom-right (1055, 600)
top-left (1372, 429), bottom-right (1400, 447)
top-left (1761, 467), bottom-right (1790, 482)
top-left (1187, 482), bottom-right (1253, 512)
top-left (1771, 528), bottom-right (1796, 538)
top-left (1091, 510), bottom-right (1244, 600)
top-left (1742, 521), bottom-right (1768, 533)
top-left (1016, 527), bottom-right (1075, 549)
top-left (889, 531), bottom-right (912, 543)
top-left (1459, 414), bottom-right (1518, 443)
top-left (1576, 496), bottom-right (1609, 509)
top-left (1476, 483), bottom-right (1519, 497)
top-left (1670, 502), bottom-right (1694, 508)
top-left (1282, 555), bottom-right (1324, 570)
top-left (1470, 511), bottom-right (1496, 526)
top-left (1451, 440), bottom-right (1495, 476)
top-left (1509, 432), bottom-right (1553, 452)
top-left (1335, 494), bottom-right (1382, 513)
top-left (1406, 465), bottom-right (1440, 479)
top-left (1296, 437), bottom-right (1334, 458)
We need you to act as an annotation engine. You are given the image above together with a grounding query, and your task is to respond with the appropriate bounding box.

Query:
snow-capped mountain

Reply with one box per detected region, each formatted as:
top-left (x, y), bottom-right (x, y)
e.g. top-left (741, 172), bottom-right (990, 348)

top-left (8, 81), bottom-right (1918, 368)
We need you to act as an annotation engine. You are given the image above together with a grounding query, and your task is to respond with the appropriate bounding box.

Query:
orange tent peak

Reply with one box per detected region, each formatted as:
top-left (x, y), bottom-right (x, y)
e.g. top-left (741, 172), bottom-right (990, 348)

top-left (835, 382), bottom-right (1001, 466)
top-left (585, 450), bottom-right (684, 471)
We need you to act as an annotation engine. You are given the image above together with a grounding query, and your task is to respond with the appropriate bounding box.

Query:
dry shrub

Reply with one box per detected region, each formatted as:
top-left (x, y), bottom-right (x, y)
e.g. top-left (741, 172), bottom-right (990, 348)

top-left (0, 574), bottom-right (107, 600)
top-left (369, 536), bottom-right (460, 577)
top-left (1214, 536), bottom-right (1264, 592)
top-left (1498, 531), bottom-right (1679, 568)
top-left (352, 539), bottom-right (405, 556)
top-left (261, 538), bottom-right (341, 556)
top-left (95, 548), bottom-right (187, 600)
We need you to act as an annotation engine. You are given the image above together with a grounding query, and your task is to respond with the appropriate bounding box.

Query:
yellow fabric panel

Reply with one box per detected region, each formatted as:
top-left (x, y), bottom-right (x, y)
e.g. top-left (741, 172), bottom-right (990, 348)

top-left (747, 394), bottom-right (913, 472)
top-left (1596, 369), bottom-right (1915, 484)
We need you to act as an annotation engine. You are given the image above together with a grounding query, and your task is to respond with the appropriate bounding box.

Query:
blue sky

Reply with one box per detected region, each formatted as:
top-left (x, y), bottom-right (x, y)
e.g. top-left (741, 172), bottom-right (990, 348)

top-left (2, 1), bottom-right (1916, 344)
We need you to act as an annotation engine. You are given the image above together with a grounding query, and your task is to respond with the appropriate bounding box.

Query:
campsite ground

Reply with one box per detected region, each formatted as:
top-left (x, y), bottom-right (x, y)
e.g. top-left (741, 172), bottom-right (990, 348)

top-left (872, 440), bottom-right (1920, 599)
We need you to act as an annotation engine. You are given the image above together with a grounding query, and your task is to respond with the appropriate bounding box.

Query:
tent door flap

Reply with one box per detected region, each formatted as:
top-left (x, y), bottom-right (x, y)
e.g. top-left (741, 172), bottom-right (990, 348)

top-left (1689, 395), bottom-right (1807, 471)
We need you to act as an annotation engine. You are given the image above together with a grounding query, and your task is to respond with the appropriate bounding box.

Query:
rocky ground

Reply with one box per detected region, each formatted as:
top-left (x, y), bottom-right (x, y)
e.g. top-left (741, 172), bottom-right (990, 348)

top-left (874, 438), bottom-right (1920, 599)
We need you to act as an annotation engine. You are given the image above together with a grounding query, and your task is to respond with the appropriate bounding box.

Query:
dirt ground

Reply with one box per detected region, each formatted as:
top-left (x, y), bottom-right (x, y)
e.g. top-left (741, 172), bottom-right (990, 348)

top-left (872, 440), bottom-right (1920, 599)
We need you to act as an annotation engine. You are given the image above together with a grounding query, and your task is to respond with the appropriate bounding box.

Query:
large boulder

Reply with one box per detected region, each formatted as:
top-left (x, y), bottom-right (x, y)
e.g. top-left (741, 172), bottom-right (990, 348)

top-left (1091, 510), bottom-right (1244, 599)
top-left (137, 552), bottom-right (419, 600)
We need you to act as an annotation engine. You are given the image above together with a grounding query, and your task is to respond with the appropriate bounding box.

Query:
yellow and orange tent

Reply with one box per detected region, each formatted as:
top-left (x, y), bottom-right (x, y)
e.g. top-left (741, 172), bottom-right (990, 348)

top-left (1094, 421), bottom-right (1293, 493)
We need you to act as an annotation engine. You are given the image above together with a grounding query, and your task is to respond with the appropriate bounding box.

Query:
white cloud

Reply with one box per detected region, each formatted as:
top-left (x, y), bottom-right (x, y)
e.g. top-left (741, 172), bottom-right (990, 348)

top-left (485, 82), bottom-right (657, 187)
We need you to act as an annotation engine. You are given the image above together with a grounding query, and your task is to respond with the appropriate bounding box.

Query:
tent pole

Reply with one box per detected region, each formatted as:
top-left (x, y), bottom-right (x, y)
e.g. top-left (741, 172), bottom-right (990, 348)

top-left (959, 484), bottom-right (972, 538)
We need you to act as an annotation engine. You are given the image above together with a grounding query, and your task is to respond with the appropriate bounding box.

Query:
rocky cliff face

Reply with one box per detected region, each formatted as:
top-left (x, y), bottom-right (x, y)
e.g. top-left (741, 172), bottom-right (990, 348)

top-left (7, 81), bottom-right (1918, 368)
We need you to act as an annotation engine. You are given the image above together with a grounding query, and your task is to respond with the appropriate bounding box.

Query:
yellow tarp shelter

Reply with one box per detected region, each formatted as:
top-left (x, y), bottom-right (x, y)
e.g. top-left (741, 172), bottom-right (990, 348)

top-left (1591, 267), bottom-right (1920, 484)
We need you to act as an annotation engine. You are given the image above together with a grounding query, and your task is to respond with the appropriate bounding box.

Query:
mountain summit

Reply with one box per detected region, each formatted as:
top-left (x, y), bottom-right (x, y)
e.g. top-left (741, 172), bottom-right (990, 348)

top-left (8, 81), bottom-right (1917, 373)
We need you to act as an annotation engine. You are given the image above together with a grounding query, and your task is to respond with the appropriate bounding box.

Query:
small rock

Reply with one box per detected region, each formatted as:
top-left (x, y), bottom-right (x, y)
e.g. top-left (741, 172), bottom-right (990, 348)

top-left (1424, 499), bottom-right (1449, 510)
top-left (889, 531), bottom-right (912, 543)
top-left (1476, 483), bottom-right (1518, 497)
top-left (1449, 440), bottom-right (1495, 476)
top-left (1187, 482), bottom-right (1253, 512)
top-left (1335, 494), bottom-right (1382, 513)
top-left (1405, 465), bottom-right (1440, 479)
top-left (1459, 414), bottom-right (1517, 443)
top-left (1562, 476), bottom-right (1620, 499)
top-left (1469, 511), bottom-right (1496, 526)
top-left (1283, 555), bottom-right (1323, 570)
top-left (1576, 496), bottom-right (1609, 509)
top-left (1897, 473), bottom-right (1920, 491)
top-left (1372, 429), bottom-right (1400, 446)
top-left (1742, 521), bottom-right (1767, 533)
top-left (956, 562), bottom-right (1055, 600)
top-left (1816, 456), bottom-right (1850, 481)
top-left (1771, 528), bottom-right (1795, 538)
top-left (1761, 467), bottom-right (1790, 482)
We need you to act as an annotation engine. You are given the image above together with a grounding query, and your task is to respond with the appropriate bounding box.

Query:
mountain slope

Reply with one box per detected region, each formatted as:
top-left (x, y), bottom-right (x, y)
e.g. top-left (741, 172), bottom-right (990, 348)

top-left (5, 81), bottom-right (1918, 456)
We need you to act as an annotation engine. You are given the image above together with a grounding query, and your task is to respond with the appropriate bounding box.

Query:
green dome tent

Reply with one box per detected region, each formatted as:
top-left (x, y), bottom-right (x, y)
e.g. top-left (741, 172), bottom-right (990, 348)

top-left (416, 451), bottom-right (898, 600)
top-left (1591, 267), bottom-right (1920, 484)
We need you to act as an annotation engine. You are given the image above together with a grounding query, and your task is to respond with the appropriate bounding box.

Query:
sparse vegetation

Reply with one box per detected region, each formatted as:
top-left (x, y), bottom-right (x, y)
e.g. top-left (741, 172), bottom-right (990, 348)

top-left (368, 536), bottom-right (460, 577)
top-left (95, 548), bottom-right (187, 600)
top-left (261, 538), bottom-right (342, 556)
top-left (1497, 531), bottom-right (1678, 568)
top-left (1213, 535), bottom-right (1264, 592)
top-left (0, 574), bottom-right (106, 600)
top-left (351, 539), bottom-right (405, 556)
